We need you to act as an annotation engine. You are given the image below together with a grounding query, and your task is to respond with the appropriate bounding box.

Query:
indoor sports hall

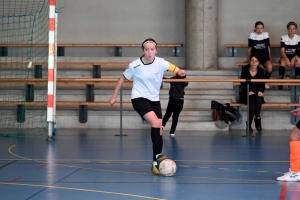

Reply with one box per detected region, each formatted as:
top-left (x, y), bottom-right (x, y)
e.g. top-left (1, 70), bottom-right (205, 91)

top-left (1, 0), bottom-right (300, 199)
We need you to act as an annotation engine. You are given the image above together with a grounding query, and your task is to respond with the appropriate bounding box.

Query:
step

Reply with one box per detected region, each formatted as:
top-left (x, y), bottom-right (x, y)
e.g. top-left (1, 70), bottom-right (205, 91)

top-left (218, 57), bottom-right (282, 70)
top-left (0, 105), bottom-right (296, 131)
top-left (51, 69), bottom-right (238, 78)
top-left (57, 57), bottom-right (185, 68)
top-left (52, 110), bottom-right (228, 131)
top-left (53, 109), bottom-right (296, 131)
top-left (230, 110), bottom-right (296, 131)
top-left (0, 65), bottom-right (297, 131)
top-left (0, 87), bottom-right (292, 107)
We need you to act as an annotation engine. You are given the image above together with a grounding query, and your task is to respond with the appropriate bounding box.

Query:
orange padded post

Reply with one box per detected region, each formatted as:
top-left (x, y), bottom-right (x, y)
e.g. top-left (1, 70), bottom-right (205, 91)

top-left (290, 141), bottom-right (300, 172)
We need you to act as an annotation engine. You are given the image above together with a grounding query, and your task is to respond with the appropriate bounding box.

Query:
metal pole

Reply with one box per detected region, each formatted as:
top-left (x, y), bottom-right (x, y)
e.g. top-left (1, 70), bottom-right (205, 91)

top-left (243, 79), bottom-right (250, 137)
top-left (247, 80), bottom-right (250, 136)
top-left (52, 10), bottom-right (58, 136)
top-left (48, 122), bottom-right (52, 137)
top-left (120, 86), bottom-right (122, 135)
top-left (46, 0), bottom-right (56, 140)
top-left (115, 85), bottom-right (127, 136)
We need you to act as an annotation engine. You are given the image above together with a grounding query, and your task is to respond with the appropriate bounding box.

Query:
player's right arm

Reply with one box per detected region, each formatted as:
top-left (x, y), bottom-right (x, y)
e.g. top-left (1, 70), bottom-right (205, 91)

top-left (109, 75), bottom-right (126, 106)
top-left (110, 63), bottom-right (134, 106)
top-left (291, 108), bottom-right (300, 116)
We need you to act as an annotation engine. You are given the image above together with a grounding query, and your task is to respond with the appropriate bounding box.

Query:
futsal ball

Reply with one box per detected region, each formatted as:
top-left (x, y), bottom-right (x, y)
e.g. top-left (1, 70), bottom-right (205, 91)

top-left (159, 159), bottom-right (177, 176)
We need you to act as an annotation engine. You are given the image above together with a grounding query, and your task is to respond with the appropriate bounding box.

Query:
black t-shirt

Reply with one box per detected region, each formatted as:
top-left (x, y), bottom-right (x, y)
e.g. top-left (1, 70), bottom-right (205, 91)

top-left (248, 32), bottom-right (270, 60)
top-left (239, 64), bottom-right (265, 104)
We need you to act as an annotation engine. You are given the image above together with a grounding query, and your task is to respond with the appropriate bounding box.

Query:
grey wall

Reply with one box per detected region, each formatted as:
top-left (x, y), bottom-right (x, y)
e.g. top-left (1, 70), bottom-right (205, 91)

top-left (3, 0), bottom-right (300, 66)
top-left (56, 0), bottom-right (185, 44)
top-left (57, 0), bottom-right (300, 60)
top-left (218, 0), bottom-right (300, 57)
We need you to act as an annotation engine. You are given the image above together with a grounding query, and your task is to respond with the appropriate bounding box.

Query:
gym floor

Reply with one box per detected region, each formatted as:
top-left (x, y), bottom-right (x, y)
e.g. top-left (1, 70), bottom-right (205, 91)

top-left (0, 128), bottom-right (296, 200)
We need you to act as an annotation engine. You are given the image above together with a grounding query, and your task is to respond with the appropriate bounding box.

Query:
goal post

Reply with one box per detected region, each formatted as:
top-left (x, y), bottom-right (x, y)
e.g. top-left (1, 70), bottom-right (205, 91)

top-left (0, 0), bottom-right (54, 137)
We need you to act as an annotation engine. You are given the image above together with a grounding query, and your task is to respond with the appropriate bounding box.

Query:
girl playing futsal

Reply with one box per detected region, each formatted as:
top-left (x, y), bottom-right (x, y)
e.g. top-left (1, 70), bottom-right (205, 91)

top-left (277, 49), bottom-right (300, 181)
top-left (109, 38), bottom-right (186, 175)
top-left (244, 21), bottom-right (273, 88)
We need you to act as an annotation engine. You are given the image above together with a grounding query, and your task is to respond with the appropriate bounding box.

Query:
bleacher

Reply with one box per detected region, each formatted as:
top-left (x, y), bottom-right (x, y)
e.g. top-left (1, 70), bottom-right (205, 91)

top-left (1, 41), bottom-right (300, 131)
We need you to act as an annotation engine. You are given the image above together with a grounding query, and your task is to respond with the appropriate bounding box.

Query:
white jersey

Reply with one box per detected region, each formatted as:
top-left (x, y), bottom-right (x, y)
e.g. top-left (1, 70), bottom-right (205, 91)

top-left (248, 32), bottom-right (270, 59)
top-left (280, 34), bottom-right (300, 60)
top-left (123, 56), bottom-right (169, 101)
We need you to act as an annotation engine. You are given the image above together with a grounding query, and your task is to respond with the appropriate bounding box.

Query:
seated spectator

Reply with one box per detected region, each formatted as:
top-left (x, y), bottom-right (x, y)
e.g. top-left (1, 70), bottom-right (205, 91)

top-left (278, 21), bottom-right (300, 90)
top-left (239, 54), bottom-right (265, 133)
top-left (244, 21), bottom-right (272, 89)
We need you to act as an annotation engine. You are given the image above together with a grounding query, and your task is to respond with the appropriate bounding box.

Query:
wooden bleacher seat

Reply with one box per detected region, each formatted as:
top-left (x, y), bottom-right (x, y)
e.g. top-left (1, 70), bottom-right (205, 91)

top-left (232, 82), bottom-right (293, 86)
top-left (0, 43), bottom-right (183, 47)
top-left (1, 77), bottom-right (300, 124)
top-left (235, 62), bottom-right (280, 67)
top-left (234, 62), bottom-right (284, 80)
top-left (231, 79), bottom-right (300, 125)
top-left (0, 78), bottom-right (133, 90)
top-left (0, 101), bottom-right (133, 110)
top-left (230, 102), bottom-right (300, 107)
top-left (0, 62), bottom-right (129, 70)
top-left (57, 62), bottom-right (129, 70)
top-left (225, 44), bottom-right (281, 57)
top-left (225, 44), bottom-right (280, 48)
top-left (0, 43), bottom-right (183, 57)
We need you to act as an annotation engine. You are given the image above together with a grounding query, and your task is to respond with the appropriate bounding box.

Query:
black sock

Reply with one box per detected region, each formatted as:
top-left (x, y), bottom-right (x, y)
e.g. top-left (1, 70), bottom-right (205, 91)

top-left (279, 66), bottom-right (285, 78)
top-left (295, 68), bottom-right (300, 77)
top-left (150, 127), bottom-right (163, 161)
top-left (264, 71), bottom-right (272, 79)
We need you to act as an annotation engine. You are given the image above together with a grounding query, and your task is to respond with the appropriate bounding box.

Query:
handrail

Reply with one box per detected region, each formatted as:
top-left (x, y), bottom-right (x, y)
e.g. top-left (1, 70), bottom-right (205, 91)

top-left (2, 78), bottom-right (300, 84)
top-left (0, 43), bottom-right (183, 47)
top-left (235, 62), bottom-right (280, 66)
top-left (0, 61), bottom-right (129, 66)
top-left (1, 77), bottom-right (299, 136)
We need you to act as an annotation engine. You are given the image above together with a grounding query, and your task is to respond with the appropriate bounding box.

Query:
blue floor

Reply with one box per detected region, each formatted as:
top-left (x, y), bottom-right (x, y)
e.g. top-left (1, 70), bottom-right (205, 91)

top-left (0, 128), bottom-right (297, 200)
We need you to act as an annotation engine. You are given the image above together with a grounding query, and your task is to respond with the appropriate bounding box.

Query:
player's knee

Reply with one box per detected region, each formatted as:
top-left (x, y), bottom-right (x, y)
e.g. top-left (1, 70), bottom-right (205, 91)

top-left (289, 126), bottom-right (300, 141)
top-left (266, 65), bottom-right (272, 72)
top-left (147, 116), bottom-right (160, 127)
top-left (150, 119), bottom-right (160, 128)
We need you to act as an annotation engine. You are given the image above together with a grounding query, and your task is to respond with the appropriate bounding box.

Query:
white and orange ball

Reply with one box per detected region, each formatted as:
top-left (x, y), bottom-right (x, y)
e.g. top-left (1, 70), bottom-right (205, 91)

top-left (159, 159), bottom-right (177, 176)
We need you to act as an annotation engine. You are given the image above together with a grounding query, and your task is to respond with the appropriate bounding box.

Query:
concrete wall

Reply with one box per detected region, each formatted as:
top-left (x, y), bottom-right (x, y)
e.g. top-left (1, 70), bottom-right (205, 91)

top-left (56, 0), bottom-right (185, 44)
top-left (218, 0), bottom-right (300, 57)
top-left (56, 0), bottom-right (300, 66)
top-left (3, 0), bottom-right (300, 65)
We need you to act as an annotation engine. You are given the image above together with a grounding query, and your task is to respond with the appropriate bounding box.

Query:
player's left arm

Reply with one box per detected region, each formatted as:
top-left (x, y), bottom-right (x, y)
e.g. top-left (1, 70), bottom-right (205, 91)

top-left (168, 62), bottom-right (180, 74)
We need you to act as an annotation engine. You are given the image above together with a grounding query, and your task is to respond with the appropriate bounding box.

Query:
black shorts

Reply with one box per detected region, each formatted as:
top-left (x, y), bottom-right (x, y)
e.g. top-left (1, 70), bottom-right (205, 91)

top-left (258, 56), bottom-right (270, 66)
top-left (131, 98), bottom-right (162, 119)
top-left (279, 56), bottom-right (293, 63)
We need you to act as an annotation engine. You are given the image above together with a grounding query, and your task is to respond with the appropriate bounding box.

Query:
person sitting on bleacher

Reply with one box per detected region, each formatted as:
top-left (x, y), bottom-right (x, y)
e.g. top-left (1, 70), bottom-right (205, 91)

top-left (244, 21), bottom-right (272, 89)
top-left (278, 22), bottom-right (300, 90)
top-left (239, 54), bottom-right (265, 134)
